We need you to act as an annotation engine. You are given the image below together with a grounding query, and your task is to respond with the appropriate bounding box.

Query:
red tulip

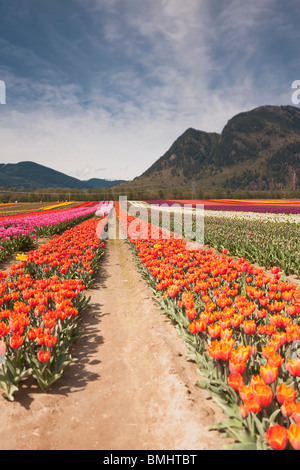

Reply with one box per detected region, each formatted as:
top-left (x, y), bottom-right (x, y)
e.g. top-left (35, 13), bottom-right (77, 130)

top-left (37, 350), bottom-right (51, 363)
top-left (228, 372), bottom-right (244, 391)
top-left (265, 424), bottom-right (288, 450)
top-left (9, 334), bottom-right (24, 349)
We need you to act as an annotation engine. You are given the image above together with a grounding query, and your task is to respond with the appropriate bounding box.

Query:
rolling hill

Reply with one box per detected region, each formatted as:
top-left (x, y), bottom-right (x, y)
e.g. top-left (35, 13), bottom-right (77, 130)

top-left (0, 162), bottom-right (126, 190)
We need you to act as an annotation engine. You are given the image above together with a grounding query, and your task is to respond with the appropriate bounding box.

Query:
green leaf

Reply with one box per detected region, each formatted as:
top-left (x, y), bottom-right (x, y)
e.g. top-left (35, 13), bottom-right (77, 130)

top-left (223, 441), bottom-right (257, 450)
top-left (251, 413), bottom-right (267, 440)
top-left (210, 418), bottom-right (244, 431)
top-left (268, 409), bottom-right (281, 424)
top-left (196, 380), bottom-right (208, 389)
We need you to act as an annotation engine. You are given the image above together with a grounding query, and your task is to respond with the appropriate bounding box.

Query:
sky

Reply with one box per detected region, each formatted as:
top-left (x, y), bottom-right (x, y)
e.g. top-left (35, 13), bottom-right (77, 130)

top-left (0, 0), bottom-right (299, 181)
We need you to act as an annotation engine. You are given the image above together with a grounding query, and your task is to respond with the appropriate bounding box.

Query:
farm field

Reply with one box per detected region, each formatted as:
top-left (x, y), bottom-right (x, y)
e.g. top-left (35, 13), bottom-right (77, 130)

top-left (1, 199), bottom-right (300, 450)
top-left (133, 200), bottom-right (300, 276)
top-left (119, 199), bottom-right (300, 450)
top-left (0, 201), bottom-right (102, 260)
top-left (0, 201), bottom-right (81, 216)
top-left (156, 199), bottom-right (300, 214)
top-left (3, 0), bottom-right (300, 455)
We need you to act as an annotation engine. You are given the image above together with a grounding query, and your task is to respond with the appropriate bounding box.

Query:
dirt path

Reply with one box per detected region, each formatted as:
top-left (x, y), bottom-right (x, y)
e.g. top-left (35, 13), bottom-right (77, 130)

top-left (0, 238), bottom-right (232, 451)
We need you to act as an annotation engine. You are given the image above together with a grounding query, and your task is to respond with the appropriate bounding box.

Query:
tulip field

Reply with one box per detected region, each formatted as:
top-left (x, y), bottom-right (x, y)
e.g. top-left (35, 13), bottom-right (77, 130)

top-left (0, 201), bottom-right (112, 400)
top-left (0, 201), bottom-right (102, 259)
top-left (116, 199), bottom-right (300, 450)
top-left (143, 199), bottom-right (300, 277)
top-left (1, 197), bottom-right (300, 450)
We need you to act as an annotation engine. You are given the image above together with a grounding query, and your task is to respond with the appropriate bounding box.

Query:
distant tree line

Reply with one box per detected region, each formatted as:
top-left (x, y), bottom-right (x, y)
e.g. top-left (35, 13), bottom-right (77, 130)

top-left (1, 185), bottom-right (300, 203)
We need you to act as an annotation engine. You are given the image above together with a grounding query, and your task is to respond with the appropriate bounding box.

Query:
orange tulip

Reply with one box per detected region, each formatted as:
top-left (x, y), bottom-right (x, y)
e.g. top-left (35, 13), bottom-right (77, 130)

top-left (258, 324), bottom-right (277, 336)
top-left (195, 320), bottom-right (206, 333)
top-left (219, 318), bottom-right (232, 330)
top-left (231, 344), bottom-right (252, 363)
top-left (260, 363), bottom-right (278, 385)
top-left (0, 321), bottom-right (10, 337)
top-left (217, 338), bottom-right (235, 361)
top-left (220, 328), bottom-right (233, 340)
top-left (282, 291), bottom-right (293, 301)
top-left (229, 359), bottom-right (246, 375)
top-left (9, 334), bottom-right (24, 349)
top-left (287, 358), bottom-right (300, 377)
top-left (11, 292), bottom-right (20, 301)
top-left (253, 383), bottom-right (273, 407)
top-left (265, 424), bottom-right (288, 450)
top-left (243, 396), bottom-right (261, 414)
top-left (262, 344), bottom-right (277, 359)
top-left (206, 338), bottom-right (234, 361)
top-left (188, 322), bottom-right (198, 334)
top-left (185, 308), bottom-right (197, 320)
top-left (251, 374), bottom-right (266, 387)
top-left (268, 353), bottom-right (284, 368)
top-left (287, 423), bottom-right (300, 450)
top-left (243, 320), bottom-right (256, 335)
top-left (276, 382), bottom-right (297, 405)
top-left (205, 301), bottom-right (216, 313)
top-left (44, 335), bottom-right (57, 348)
top-left (228, 372), bottom-right (244, 391)
top-left (281, 401), bottom-right (296, 419)
top-left (256, 308), bottom-right (267, 319)
top-left (286, 325), bottom-right (300, 342)
top-left (258, 298), bottom-right (268, 308)
top-left (286, 305), bottom-right (297, 316)
top-left (231, 313), bottom-right (244, 328)
top-left (207, 323), bottom-right (221, 339)
top-left (239, 384), bottom-right (254, 402)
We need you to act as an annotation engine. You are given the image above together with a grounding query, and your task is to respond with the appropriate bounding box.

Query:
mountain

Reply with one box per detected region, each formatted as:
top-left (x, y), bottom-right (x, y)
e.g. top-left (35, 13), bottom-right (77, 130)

top-left (2, 105), bottom-right (300, 193)
top-left (119, 105), bottom-right (300, 191)
top-left (140, 128), bottom-right (220, 183)
top-left (83, 178), bottom-right (126, 189)
top-left (0, 162), bottom-right (126, 190)
top-left (211, 105), bottom-right (300, 190)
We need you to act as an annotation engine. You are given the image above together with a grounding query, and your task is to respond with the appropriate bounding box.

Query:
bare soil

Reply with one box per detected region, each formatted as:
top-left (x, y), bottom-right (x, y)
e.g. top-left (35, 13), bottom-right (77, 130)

top-left (0, 236), bottom-right (52, 273)
top-left (0, 238), bottom-right (233, 451)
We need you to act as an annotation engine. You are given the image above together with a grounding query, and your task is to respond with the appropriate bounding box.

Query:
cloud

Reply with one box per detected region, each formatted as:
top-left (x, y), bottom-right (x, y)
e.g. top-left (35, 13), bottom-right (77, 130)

top-left (0, 0), bottom-right (298, 181)
top-left (69, 166), bottom-right (107, 180)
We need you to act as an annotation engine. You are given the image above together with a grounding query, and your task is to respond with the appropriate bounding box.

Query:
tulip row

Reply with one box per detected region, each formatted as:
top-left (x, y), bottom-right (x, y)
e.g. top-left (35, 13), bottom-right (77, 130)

top-left (0, 214), bottom-right (107, 400)
top-left (134, 201), bottom-right (300, 278)
top-left (0, 201), bottom-right (88, 218)
top-left (115, 201), bottom-right (300, 450)
top-left (202, 214), bottom-right (300, 277)
top-left (148, 199), bottom-right (300, 214)
top-left (95, 201), bottom-right (114, 217)
top-left (0, 201), bottom-right (105, 260)
top-left (204, 208), bottom-right (300, 225)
